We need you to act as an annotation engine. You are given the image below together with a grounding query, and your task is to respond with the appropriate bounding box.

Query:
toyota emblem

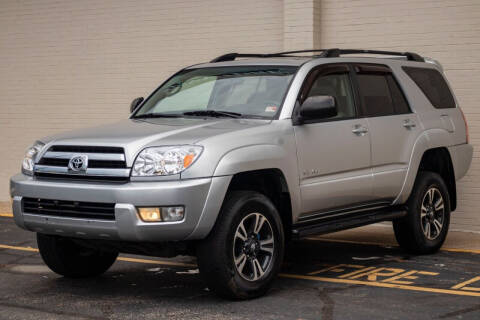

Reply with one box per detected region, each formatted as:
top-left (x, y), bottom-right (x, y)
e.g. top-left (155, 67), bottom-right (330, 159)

top-left (68, 155), bottom-right (88, 172)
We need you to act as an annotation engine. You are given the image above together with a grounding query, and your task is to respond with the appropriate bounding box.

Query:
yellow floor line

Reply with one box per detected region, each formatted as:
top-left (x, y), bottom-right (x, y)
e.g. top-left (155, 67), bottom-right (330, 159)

top-left (0, 243), bottom-right (38, 252)
top-left (117, 256), bottom-right (195, 268)
top-left (1, 242), bottom-right (480, 297)
top-left (0, 244), bottom-right (195, 268)
top-left (308, 237), bottom-right (480, 255)
top-left (0, 213), bottom-right (13, 218)
top-left (278, 273), bottom-right (480, 297)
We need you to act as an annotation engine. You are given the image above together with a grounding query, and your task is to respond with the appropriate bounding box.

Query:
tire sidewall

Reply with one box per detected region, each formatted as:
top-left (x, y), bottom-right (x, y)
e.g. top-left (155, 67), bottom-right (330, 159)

top-left (197, 191), bottom-right (285, 299)
top-left (225, 193), bottom-right (284, 293)
top-left (408, 172), bottom-right (451, 251)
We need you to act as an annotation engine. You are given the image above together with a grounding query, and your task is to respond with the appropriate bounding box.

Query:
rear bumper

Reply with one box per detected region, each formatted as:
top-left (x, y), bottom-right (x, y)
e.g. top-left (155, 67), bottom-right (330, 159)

top-left (448, 143), bottom-right (473, 181)
top-left (10, 174), bottom-right (231, 242)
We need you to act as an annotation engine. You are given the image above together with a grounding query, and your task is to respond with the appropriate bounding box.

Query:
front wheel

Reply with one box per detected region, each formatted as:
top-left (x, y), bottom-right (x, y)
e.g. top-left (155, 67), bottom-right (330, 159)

top-left (37, 233), bottom-right (118, 278)
top-left (393, 171), bottom-right (451, 254)
top-left (196, 191), bottom-right (285, 299)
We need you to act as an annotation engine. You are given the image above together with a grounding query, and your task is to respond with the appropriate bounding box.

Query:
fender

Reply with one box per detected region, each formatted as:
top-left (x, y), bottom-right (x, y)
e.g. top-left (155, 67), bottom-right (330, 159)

top-left (393, 128), bottom-right (454, 205)
top-left (214, 144), bottom-right (302, 219)
top-left (187, 144), bottom-right (302, 239)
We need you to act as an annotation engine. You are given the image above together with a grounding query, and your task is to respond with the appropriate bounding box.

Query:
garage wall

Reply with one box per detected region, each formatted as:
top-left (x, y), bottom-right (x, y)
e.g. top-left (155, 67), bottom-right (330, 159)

top-left (0, 0), bottom-right (285, 200)
top-left (317, 0), bottom-right (480, 231)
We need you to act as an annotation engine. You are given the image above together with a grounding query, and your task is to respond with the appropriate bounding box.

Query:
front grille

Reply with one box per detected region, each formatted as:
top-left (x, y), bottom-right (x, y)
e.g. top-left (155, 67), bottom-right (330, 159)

top-left (34, 145), bottom-right (130, 182)
top-left (38, 158), bottom-right (126, 168)
top-left (22, 197), bottom-right (116, 220)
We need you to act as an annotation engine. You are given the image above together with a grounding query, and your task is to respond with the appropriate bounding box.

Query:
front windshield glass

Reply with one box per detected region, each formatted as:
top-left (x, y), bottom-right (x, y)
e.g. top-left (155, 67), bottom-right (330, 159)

top-left (133, 66), bottom-right (298, 119)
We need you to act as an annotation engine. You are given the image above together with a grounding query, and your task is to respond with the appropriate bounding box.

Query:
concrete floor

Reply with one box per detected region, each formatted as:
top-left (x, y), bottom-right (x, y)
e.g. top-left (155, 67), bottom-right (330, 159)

top-left (1, 216), bottom-right (480, 319)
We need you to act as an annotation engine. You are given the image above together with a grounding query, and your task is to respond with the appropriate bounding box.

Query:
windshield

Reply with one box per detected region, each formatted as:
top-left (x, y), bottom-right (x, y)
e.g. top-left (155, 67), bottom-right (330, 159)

top-left (132, 66), bottom-right (298, 119)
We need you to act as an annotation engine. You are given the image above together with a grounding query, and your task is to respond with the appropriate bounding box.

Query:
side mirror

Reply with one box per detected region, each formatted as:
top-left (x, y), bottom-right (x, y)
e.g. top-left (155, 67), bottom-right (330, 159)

top-left (299, 96), bottom-right (337, 121)
top-left (130, 97), bottom-right (144, 113)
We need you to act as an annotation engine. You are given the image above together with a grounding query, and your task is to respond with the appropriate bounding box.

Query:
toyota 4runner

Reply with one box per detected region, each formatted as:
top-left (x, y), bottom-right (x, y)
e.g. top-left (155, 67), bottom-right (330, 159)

top-left (10, 49), bottom-right (473, 299)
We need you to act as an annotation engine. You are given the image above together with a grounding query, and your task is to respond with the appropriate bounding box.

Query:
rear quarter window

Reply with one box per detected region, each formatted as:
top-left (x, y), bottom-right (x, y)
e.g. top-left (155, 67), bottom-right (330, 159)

top-left (402, 66), bottom-right (456, 109)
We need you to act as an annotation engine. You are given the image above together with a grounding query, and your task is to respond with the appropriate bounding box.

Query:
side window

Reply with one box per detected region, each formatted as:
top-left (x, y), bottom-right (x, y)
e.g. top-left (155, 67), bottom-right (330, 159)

top-left (386, 74), bottom-right (411, 114)
top-left (356, 73), bottom-right (395, 117)
top-left (402, 66), bottom-right (456, 109)
top-left (305, 71), bottom-right (356, 120)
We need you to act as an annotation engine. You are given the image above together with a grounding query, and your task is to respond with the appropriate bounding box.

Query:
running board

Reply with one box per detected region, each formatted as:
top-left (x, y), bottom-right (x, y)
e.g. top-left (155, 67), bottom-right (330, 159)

top-left (291, 207), bottom-right (407, 239)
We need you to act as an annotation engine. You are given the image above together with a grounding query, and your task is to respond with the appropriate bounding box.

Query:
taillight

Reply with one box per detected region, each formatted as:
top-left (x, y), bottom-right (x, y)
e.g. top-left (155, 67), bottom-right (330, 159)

top-left (460, 108), bottom-right (469, 144)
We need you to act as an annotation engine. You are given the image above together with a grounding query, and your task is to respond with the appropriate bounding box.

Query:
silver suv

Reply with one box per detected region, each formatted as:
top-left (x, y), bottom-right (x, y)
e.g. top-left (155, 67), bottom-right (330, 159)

top-left (10, 49), bottom-right (473, 299)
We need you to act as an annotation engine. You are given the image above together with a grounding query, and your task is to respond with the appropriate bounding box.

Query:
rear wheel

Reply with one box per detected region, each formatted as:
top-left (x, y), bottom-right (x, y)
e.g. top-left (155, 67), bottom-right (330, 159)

top-left (196, 191), bottom-right (285, 299)
top-left (37, 233), bottom-right (118, 278)
top-left (393, 171), bottom-right (450, 254)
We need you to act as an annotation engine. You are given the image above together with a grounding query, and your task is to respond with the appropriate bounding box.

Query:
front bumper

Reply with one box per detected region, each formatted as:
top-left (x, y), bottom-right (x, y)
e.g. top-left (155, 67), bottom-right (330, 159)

top-left (10, 174), bottom-right (231, 242)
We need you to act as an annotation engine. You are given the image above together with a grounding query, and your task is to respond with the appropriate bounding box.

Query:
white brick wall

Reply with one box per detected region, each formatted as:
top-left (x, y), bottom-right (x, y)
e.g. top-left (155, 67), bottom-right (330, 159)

top-left (283, 0), bottom-right (321, 50)
top-left (317, 0), bottom-right (480, 231)
top-left (0, 0), bottom-right (284, 200)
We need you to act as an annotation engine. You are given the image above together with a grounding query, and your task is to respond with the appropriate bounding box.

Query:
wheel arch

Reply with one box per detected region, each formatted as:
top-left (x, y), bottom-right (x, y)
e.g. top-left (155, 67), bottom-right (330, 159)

top-left (397, 144), bottom-right (457, 211)
top-left (394, 129), bottom-right (457, 210)
top-left (417, 148), bottom-right (456, 211)
top-left (227, 169), bottom-right (293, 240)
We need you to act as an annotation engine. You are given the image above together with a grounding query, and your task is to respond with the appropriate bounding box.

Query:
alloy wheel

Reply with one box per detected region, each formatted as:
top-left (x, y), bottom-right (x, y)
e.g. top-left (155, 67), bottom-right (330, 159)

top-left (233, 212), bottom-right (274, 281)
top-left (420, 187), bottom-right (445, 240)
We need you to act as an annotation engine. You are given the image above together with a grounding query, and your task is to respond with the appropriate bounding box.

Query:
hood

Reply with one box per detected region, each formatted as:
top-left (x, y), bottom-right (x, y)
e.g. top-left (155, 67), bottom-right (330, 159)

top-left (40, 118), bottom-right (271, 165)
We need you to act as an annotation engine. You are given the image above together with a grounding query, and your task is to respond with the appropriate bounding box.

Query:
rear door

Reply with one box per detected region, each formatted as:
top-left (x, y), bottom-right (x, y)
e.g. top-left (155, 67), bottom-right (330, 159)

top-left (352, 64), bottom-right (420, 202)
top-left (293, 64), bottom-right (373, 216)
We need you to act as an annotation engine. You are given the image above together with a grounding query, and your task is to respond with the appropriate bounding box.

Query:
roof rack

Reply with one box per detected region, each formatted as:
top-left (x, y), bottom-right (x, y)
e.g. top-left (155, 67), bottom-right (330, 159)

top-left (321, 49), bottom-right (424, 62)
top-left (210, 48), bottom-right (424, 63)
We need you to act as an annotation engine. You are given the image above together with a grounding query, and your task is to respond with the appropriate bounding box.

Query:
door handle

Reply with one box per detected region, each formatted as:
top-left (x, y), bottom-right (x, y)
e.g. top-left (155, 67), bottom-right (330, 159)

top-left (352, 125), bottom-right (368, 135)
top-left (403, 119), bottom-right (416, 129)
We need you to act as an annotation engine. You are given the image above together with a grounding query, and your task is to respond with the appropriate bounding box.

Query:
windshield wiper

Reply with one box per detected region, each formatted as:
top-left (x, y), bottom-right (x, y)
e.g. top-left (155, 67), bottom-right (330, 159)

top-left (183, 110), bottom-right (242, 118)
top-left (132, 113), bottom-right (183, 119)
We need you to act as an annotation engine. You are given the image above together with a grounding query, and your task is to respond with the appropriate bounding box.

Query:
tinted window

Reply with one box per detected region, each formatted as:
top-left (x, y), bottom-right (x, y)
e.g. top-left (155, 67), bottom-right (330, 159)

top-left (357, 74), bottom-right (395, 117)
top-left (386, 75), bottom-right (410, 114)
top-left (402, 67), bottom-right (456, 109)
top-left (306, 73), bottom-right (356, 120)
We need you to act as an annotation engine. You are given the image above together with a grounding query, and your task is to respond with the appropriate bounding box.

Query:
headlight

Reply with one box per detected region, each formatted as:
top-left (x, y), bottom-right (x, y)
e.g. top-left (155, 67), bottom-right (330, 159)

top-left (22, 141), bottom-right (45, 175)
top-left (132, 145), bottom-right (203, 176)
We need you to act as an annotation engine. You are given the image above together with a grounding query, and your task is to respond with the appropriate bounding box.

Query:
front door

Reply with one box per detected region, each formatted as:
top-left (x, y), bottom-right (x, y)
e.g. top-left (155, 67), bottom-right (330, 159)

top-left (293, 64), bottom-right (373, 216)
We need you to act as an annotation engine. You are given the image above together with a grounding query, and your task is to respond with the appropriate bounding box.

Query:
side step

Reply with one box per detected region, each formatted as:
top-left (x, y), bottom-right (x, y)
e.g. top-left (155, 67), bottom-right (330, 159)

top-left (291, 207), bottom-right (407, 239)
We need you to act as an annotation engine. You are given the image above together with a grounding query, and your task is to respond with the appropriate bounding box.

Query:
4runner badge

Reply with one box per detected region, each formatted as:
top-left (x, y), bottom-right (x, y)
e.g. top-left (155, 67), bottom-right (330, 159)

top-left (68, 155), bottom-right (88, 172)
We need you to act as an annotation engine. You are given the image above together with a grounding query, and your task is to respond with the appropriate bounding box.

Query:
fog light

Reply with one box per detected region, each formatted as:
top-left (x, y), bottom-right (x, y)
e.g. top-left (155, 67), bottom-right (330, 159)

top-left (138, 207), bottom-right (161, 222)
top-left (161, 206), bottom-right (184, 222)
top-left (137, 206), bottom-right (184, 222)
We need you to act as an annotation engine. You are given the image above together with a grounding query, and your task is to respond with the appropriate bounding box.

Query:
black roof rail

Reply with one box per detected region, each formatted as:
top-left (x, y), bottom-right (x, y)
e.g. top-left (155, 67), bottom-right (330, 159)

top-left (210, 50), bottom-right (330, 62)
top-left (210, 48), bottom-right (424, 63)
top-left (210, 53), bottom-right (280, 63)
top-left (321, 48), bottom-right (424, 62)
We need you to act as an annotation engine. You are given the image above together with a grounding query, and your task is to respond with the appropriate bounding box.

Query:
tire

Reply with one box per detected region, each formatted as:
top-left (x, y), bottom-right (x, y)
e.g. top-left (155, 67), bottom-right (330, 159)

top-left (393, 171), bottom-right (451, 254)
top-left (37, 233), bottom-right (118, 278)
top-left (196, 191), bottom-right (285, 300)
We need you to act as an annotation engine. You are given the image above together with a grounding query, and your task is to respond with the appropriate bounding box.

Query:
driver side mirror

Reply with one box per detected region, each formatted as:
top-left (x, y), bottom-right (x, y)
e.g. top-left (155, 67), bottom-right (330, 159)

top-left (130, 97), bottom-right (144, 113)
top-left (298, 96), bottom-right (337, 123)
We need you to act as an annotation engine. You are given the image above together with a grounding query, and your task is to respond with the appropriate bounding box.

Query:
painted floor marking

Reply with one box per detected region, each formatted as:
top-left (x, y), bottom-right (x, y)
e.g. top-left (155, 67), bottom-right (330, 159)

top-left (118, 256), bottom-right (195, 268)
top-left (0, 213), bottom-right (13, 218)
top-left (279, 273), bottom-right (480, 297)
top-left (1, 243), bottom-right (480, 297)
top-left (0, 244), bottom-right (195, 268)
